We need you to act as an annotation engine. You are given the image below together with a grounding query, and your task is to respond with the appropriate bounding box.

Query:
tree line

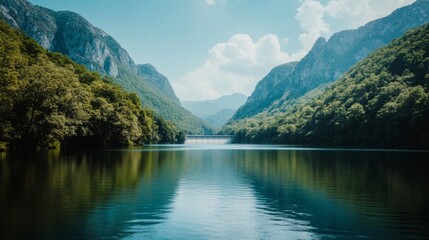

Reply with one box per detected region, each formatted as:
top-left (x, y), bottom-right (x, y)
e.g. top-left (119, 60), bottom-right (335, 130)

top-left (0, 20), bottom-right (185, 149)
top-left (221, 24), bottom-right (429, 149)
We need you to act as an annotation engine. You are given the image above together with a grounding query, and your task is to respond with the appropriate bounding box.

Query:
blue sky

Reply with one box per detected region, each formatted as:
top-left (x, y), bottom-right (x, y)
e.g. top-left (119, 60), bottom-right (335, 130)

top-left (28, 0), bottom-right (415, 101)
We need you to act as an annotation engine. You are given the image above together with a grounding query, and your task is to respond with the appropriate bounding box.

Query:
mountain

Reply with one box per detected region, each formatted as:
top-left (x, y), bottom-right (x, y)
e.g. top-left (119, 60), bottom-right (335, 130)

top-left (203, 109), bottom-right (236, 128)
top-left (232, 0), bottom-right (429, 121)
top-left (182, 93), bottom-right (247, 127)
top-left (183, 93), bottom-right (247, 117)
top-left (136, 63), bottom-right (180, 103)
top-left (222, 23), bottom-right (429, 148)
top-left (0, 0), bottom-right (212, 134)
top-left (0, 0), bottom-right (134, 77)
top-left (235, 62), bottom-right (297, 119)
top-left (0, 20), bottom-right (183, 148)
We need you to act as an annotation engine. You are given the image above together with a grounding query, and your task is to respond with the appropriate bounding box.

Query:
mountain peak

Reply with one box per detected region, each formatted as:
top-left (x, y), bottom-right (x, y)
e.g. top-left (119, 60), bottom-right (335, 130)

top-left (182, 93), bottom-right (248, 128)
top-left (136, 64), bottom-right (180, 103)
top-left (231, 0), bottom-right (429, 121)
top-left (223, 93), bottom-right (247, 98)
top-left (0, 0), bottom-right (212, 134)
top-left (0, 0), bottom-right (136, 77)
top-left (139, 63), bottom-right (157, 72)
top-left (313, 37), bottom-right (327, 48)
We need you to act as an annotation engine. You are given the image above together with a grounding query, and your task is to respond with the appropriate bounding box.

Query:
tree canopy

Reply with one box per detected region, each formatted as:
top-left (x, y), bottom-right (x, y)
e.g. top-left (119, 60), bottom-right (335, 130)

top-left (221, 24), bottom-right (429, 149)
top-left (0, 20), bottom-right (184, 149)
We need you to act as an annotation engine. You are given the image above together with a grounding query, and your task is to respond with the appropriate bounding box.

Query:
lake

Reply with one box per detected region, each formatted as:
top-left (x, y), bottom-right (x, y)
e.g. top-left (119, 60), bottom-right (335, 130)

top-left (0, 145), bottom-right (428, 239)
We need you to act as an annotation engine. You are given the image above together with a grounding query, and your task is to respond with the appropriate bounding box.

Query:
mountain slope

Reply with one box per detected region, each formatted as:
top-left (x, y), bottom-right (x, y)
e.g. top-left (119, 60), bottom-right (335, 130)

top-left (234, 62), bottom-right (297, 119)
top-left (0, 0), bottom-right (134, 77)
top-left (136, 63), bottom-right (179, 103)
top-left (0, 20), bottom-right (183, 148)
top-left (0, 0), bottom-right (212, 134)
top-left (203, 109), bottom-right (236, 128)
top-left (183, 93), bottom-right (247, 118)
top-left (232, 0), bottom-right (429, 121)
top-left (182, 93), bottom-right (247, 127)
top-left (222, 24), bottom-right (429, 148)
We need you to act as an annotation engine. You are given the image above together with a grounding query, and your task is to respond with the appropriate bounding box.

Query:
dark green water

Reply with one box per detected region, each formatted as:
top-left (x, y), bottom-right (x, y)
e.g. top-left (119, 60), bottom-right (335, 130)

top-left (0, 145), bottom-right (428, 239)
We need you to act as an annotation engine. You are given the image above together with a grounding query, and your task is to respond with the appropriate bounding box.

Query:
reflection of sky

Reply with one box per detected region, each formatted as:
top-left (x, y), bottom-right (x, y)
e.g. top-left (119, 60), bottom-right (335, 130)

top-left (121, 144), bottom-right (429, 153)
top-left (123, 150), bottom-right (317, 240)
top-left (81, 177), bottom-right (178, 239)
top-left (59, 147), bottom-right (428, 239)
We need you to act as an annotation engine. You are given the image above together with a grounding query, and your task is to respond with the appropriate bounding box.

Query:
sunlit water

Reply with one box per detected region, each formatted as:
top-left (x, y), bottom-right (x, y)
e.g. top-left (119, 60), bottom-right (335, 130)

top-left (0, 145), bottom-right (428, 239)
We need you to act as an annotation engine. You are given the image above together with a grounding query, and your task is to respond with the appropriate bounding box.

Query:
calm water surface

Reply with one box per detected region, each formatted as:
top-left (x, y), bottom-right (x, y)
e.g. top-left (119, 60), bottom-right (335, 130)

top-left (0, 145), bottom-right (428, 239)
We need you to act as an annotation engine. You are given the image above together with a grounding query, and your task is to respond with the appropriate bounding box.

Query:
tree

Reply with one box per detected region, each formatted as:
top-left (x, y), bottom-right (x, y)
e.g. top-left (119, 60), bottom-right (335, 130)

top-left (9, 56), bottom-right (92, 148)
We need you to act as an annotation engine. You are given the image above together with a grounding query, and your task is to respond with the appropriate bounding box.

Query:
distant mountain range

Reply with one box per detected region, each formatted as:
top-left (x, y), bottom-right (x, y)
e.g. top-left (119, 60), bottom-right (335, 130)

top-left (0, 0), bottom-right (212, 134)
top-left (203, 109), bottom-right (237, 128)
top-left (182, 93), bottom-right (247, 128)
top-left (232, 0), bottom-right (429, 121)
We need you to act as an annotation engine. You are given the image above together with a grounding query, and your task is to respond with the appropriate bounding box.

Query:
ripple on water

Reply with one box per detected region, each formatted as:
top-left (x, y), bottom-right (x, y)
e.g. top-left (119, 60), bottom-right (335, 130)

top-left (1, 147), bottom-right (428, 239)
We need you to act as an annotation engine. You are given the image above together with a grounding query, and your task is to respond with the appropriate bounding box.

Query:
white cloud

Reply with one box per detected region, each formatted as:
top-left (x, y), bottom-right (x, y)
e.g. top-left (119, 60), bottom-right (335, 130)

top-left (292, 0), bottom-right (415, 58)
top-left (294, 0), bottom-right (330, 58)
top-left (325, 0), bottom-right (415, 28)
top-left (175, 0), bottom-right (416, 101)
top-left (173, 34), bottom-right (293, 101)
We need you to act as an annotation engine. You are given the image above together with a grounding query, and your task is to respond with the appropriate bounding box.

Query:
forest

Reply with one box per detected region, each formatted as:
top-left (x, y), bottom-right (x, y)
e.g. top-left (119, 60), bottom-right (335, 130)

top-left (0, 20), bottom-right (184, 149)
top-left (221, 24), bottom-right (429, 149)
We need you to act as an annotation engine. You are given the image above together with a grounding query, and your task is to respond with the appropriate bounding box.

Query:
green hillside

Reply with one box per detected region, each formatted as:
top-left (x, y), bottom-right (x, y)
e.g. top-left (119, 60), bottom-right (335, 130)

top-left (0, 0), bottom-right (212, 134)
top-left (221, 24), bottom-right (429, 149)
top-left (0, 20), bottom-right (184, 149)
top-left (231, 0), bottom-right (429, 122)
top-left (111, 66), bottom-right (213, 134)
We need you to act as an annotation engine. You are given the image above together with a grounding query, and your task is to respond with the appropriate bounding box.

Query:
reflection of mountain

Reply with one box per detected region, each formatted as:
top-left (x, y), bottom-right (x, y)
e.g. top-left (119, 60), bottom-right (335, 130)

top-left (1, 148), bottom-right (428, 239)
top-left (0, 150), bottom-right (184, 239)
top-left (231, 150), bottom-right (429, 239)
top-left (79, 150), bottom-right (188, 239)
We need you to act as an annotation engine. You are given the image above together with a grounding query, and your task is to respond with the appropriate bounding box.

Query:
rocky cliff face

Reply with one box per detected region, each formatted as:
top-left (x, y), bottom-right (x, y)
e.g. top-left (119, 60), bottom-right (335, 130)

top-left (137, 64), bottom-right (179, 103)
top-left (0, 0), bottom-right (213, 134)
top-left (0, 0), bottom-right (135, 78)
top-left (232, 0), bottom-right (429, 121)
top-left (234, 62), bottom-right (297, 119)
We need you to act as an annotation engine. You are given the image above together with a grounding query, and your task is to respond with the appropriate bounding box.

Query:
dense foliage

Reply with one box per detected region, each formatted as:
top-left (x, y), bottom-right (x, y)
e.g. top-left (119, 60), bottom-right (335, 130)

top-left (113, 67), bottom-right (213, 135)
top-left (0, 0), bottom-right (212, 135)
top-left (232, 0), bottom-right (429, 122)
top-left (0, 20), bottom-right (184, 149)
top-left (221, 24), bottom-right (429, 149)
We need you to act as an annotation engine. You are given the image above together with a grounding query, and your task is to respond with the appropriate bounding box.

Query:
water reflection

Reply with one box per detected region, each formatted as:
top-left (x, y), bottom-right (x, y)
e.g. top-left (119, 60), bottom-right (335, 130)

top-left (0, 147), bottom-right (428, 239)
top-left (231, 150), bottom-right (429, 239)
top-left (0, 150), bottom-right (183, 239)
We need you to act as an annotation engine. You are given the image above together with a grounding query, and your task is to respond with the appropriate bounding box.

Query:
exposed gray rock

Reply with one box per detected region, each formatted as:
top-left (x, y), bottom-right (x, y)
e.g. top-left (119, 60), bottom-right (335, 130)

top-left (232, 0), bottom-right (429, 121)
top-left (137, 63), bottom-right (179, 102)
top-left (0, 0), bottom-right (135, 78)
top-left (0, 0), bottom-right (213, 134)
top-left (235, 62), bottom-right (297, 119)
top-left (0, 4), bottom-right (18, 27)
